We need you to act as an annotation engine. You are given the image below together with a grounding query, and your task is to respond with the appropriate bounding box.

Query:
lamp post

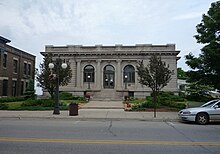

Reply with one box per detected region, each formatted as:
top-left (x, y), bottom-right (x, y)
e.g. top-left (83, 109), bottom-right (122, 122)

top-left (124, 75), bottom-right (128, 89)
top-left (49, 59), bottom-right (67, 115)
top-left (87, 75), bottom-right (91, 89)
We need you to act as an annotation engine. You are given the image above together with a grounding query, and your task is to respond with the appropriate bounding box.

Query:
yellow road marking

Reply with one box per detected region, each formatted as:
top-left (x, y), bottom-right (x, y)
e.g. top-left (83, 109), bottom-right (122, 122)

top-left (0, 137), bottom-right (219, 146)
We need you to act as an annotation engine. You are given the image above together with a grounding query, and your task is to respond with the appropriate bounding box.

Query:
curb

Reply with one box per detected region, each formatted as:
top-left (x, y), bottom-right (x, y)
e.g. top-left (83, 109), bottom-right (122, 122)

top-left (0, 116), bottom-right (179, 122)
top-left (80, 107), bottom-right (124, 109)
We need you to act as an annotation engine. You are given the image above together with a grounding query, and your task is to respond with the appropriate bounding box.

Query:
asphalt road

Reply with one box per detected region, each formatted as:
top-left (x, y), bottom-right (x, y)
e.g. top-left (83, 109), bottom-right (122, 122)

top-left (0, 119), bottom-right (219, 154)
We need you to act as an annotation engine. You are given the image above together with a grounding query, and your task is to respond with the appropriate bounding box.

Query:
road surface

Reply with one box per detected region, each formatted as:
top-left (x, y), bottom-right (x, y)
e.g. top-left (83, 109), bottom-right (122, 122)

top-left (0, 119), bottom-right (219, 154)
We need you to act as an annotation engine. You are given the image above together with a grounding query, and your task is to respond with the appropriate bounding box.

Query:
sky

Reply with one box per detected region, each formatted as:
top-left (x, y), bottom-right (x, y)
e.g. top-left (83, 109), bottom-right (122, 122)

top-left (0, 0), bottom-right (217, 94)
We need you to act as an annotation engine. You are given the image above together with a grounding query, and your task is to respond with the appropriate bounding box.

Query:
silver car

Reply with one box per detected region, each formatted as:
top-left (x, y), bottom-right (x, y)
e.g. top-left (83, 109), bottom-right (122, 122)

top-left (178, 99), bottom-right (220, 124)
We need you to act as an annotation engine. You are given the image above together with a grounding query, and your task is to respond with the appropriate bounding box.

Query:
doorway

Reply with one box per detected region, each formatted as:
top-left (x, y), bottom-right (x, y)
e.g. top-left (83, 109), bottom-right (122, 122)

top-left (103, 65), bottom-right (115, 89)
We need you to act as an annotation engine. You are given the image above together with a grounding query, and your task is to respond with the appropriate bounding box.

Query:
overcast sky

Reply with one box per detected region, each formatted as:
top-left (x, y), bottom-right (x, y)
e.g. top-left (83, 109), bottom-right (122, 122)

top-left (0, 0), bottom-right (217, 94)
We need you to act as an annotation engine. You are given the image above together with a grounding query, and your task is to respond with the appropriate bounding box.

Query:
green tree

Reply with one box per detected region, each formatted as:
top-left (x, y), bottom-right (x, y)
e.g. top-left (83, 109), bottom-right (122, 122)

top-left (136, 55), bottom-right (172, 117)
top-left (185, 1), bottom-right (220, 90)
top-left (23, 79), bottom-right (36, 99)
top-left (186, 82), bottom-right (214, 101)
top-left (177, 68), bottom-right (188, 80)
top-left (36, 53), bottom-right (72, 98)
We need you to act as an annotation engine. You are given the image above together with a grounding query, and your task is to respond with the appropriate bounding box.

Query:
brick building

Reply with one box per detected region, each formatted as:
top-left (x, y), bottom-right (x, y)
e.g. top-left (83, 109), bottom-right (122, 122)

top-left (0, 36), bottom-right (35, 97)
top-left (42, 44), bottom-right (180, 100)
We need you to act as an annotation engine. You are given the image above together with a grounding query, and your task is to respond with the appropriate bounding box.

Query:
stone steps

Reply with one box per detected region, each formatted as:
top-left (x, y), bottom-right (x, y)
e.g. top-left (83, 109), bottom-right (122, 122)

top-left (81, 100), bottom-right (124, 109)
top-left (92, 89), bottom-right (122, 100)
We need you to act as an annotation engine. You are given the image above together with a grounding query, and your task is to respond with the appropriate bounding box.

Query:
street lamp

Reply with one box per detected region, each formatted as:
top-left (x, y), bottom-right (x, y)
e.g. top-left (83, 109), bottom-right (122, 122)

top-left (124, 75), bottom-right (128, 89)
top-left (87, 75), bottom-right (91, 89)
top-left (49, 59), bottom-right (67, 115)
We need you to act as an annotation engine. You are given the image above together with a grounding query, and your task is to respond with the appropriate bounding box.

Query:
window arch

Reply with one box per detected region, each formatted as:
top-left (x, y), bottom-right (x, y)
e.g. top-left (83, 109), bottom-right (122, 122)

top-left (123, 65), bottom-right (135, 83)
top-left (84, 65), bottom-right (95, 82)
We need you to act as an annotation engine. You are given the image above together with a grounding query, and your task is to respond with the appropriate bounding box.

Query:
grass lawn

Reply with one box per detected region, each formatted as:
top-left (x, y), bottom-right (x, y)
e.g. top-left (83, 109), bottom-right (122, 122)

top-left (3, 99), bottom-right (87, 110)
top-left (7, 101), bottom-right (23, 110)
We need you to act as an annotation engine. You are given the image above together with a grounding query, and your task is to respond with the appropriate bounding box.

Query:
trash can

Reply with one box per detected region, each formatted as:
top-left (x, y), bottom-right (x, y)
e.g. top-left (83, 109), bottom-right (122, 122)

top-left (69, 103), bottom-right (78, 116)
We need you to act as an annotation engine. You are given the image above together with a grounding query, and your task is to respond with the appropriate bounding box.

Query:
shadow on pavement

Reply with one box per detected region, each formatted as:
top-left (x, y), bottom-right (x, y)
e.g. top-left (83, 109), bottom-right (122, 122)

top-left (179, 120), bottom-right (220, 125)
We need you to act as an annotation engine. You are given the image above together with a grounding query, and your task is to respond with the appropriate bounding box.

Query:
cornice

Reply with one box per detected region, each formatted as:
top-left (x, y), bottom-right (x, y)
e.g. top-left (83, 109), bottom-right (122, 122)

top-left (41, 51), bottom-right (179, 57)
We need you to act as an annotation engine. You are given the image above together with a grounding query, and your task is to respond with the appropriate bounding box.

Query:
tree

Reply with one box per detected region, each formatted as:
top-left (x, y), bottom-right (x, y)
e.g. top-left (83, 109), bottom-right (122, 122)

top-left (177, 68), bottom-right (188, 80)
top-left (23, 79), bottom-right (36, 99)
top-left (36, 53), bottom-right (72, 98)
top-left (136, 55), bottom-right (172, 117)
top-left (186, 82), bottom-right (214, 102)
top-left (185, 1), bottom-right (220, 90)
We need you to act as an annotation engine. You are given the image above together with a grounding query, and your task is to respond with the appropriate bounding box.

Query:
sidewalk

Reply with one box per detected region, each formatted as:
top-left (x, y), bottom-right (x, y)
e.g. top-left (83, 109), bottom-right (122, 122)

top-left (0, 109), bottom-right (179, 122)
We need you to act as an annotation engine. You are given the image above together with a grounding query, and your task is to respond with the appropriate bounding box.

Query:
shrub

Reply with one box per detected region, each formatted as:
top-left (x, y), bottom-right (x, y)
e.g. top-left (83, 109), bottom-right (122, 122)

top-left (172, 103), bottom-right (186, 109)
top-left (131, 100), bottom-right (160, 111)
top-left (72, 96), bottom-right (85, 101)
top-left (59, 92), bottom-right (73, 100)
top-left (158, 91), bottom-right (185, 105)
top-left (178, 91), bottom-right (185, 97)
top-left (0, 103), bottom-right (9, 110)
top-left (0, 97), bottom-right (25, 103)
top-left (131, 103), bottom-right (145, 111)
top-left (128, 97), bottom-right (138, 101)
top-left (146, 96), bottom-right (152, 102)
top-left (146, 91), bottom-right (187, 109)
top-left (21, 99), bottom-right (54, 107)
top-left (141, 100), bottom-right (159, 108)
top-left (59, 92), bottom-right (86, 101)
top-left (15, 106), bottom-right (53, 110)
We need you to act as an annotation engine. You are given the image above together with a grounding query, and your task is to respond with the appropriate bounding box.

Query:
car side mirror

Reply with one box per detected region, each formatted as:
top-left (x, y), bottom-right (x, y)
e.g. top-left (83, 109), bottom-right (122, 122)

top-left (214, 105), bottom-right (219, 109)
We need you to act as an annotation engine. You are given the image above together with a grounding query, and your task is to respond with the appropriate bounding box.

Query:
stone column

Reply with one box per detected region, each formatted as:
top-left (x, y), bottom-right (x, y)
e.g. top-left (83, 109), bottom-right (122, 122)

top-left (69, 59), bottom-right (76, 87)
top-left (135, 61), bottom-right (138, 89)
top-left (116, 59), bottom-right (122, 90)
top-left (76, 60), bottom-right (81, 88)
top-left (96, 60), bottom-right (101, 89)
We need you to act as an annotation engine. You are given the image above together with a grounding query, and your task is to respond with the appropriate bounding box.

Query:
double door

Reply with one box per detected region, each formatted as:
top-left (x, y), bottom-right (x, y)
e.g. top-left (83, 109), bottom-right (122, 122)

top-left (103, 65), bottom-right (115, 89)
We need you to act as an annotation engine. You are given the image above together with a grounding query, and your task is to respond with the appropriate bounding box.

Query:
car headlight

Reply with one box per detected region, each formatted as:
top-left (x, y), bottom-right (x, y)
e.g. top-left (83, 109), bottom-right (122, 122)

top-left (182, 111), bottom-right (191, 114)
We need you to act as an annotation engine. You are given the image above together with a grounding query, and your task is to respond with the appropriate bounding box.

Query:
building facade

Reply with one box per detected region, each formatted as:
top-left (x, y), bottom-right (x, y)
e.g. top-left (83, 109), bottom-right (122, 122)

top-left (42, 44), bottom-right (180, 100)
top-left (0, 36), bottom-right (35, 97)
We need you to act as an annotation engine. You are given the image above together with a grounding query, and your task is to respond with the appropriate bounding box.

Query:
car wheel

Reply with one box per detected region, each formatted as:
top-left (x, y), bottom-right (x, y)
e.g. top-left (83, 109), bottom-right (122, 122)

top-left (196, 113), bottom-right (209, 125)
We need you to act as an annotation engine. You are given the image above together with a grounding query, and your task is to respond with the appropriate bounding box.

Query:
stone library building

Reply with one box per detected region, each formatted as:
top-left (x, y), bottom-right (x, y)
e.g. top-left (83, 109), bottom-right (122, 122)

top-left (42, 44), bottom-right (180, 100)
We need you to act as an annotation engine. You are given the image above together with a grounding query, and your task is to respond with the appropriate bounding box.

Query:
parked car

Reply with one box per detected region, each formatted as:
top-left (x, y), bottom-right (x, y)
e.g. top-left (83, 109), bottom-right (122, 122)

top-left (178, 99), bottom-right (220, 124)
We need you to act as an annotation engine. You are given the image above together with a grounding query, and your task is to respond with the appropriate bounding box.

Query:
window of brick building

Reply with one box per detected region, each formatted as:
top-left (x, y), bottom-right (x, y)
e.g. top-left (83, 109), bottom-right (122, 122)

top-left (24, 62), bottom-right (27, 75)
top-left (3, 80), bottom-right (8, 96)
top-left (13, 59), bottom-right (18, 73)
top-left (12, 80), bottom-right (17, 97)
top-left (28, 64), bottom-right (31, 75)
top-left (3, 53), bottom-right (7, 68)
top-left (21, 81), bottom-right (24, 95)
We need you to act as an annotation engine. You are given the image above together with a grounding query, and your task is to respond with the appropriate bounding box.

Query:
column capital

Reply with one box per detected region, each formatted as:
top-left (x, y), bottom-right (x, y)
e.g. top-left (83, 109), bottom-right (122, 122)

top-left (116, 59), bottom-right (122, 63)
top-left (96, 59), bottom-right (101, 63)
top-left (76, 59), bottom-right (81, 63)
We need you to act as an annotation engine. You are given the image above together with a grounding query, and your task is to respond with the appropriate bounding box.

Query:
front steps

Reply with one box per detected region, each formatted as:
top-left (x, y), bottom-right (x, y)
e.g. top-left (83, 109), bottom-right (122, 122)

top-left (92, 89), bottom-right (123, 101)
top-left (81, 100), bottom-right (124, 109)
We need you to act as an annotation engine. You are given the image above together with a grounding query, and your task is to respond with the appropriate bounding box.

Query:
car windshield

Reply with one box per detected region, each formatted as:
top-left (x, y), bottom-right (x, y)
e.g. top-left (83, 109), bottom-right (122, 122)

top-left (201, 100), bottom-right (219, 107)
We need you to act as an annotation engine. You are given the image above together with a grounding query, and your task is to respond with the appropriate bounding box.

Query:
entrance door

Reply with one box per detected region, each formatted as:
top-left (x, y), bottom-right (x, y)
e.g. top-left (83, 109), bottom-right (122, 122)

top-left (103, 65), bottom-right (115, 88)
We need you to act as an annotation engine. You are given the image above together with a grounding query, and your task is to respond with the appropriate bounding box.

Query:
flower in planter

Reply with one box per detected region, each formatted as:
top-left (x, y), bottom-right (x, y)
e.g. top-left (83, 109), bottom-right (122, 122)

top-left (127, 103), bottom-right (131, 108)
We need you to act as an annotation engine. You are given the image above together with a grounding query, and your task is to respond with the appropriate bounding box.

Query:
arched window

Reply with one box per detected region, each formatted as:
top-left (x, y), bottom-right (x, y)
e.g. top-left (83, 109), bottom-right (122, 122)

top-left (84, 65), bottom-right (95, 82)
top-left (123, 65), bottom-right (135, 83)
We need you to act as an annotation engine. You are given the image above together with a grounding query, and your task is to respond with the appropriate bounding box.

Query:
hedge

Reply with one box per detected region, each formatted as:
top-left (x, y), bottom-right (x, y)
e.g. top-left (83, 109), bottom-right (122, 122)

top-left (0, 97), bottom-right (26, 103)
